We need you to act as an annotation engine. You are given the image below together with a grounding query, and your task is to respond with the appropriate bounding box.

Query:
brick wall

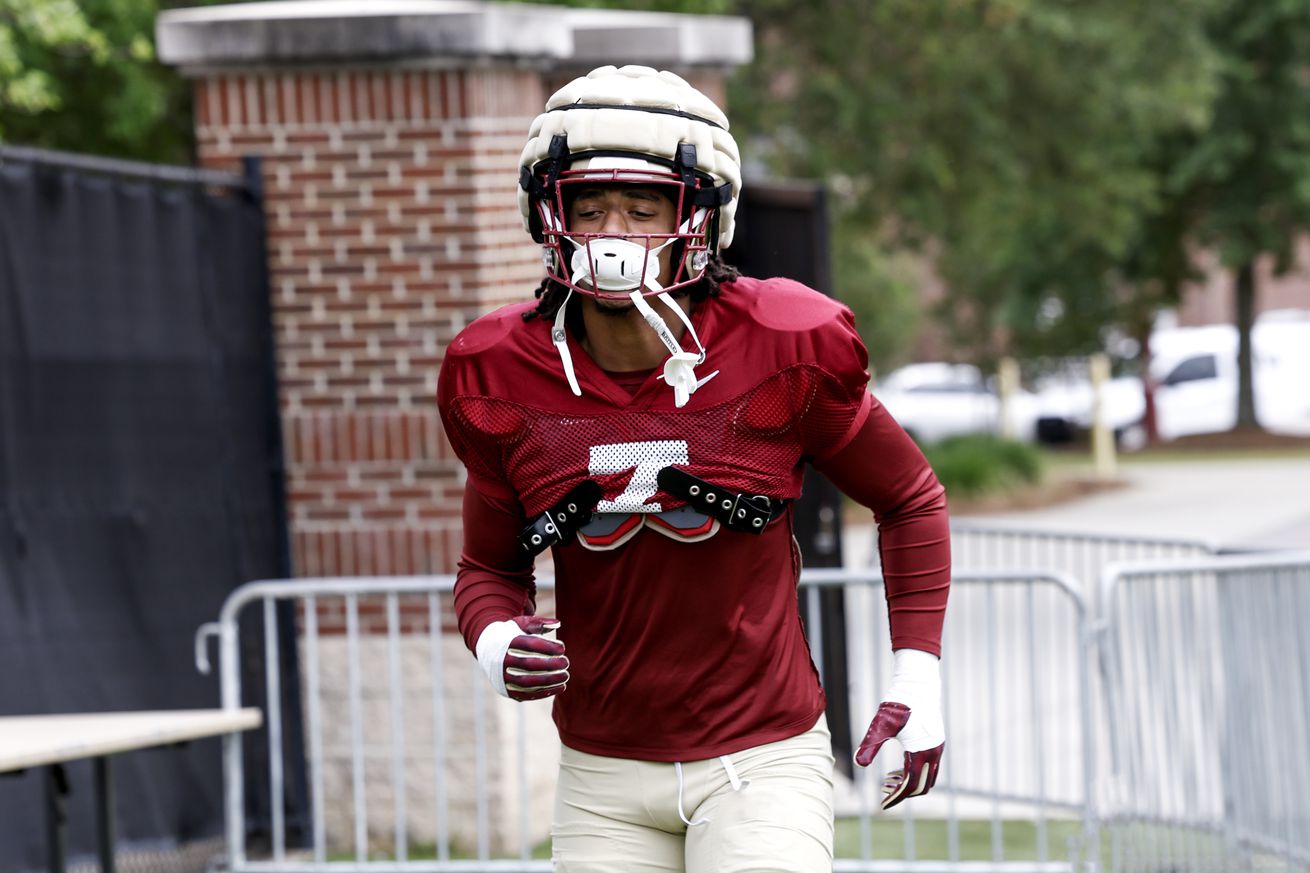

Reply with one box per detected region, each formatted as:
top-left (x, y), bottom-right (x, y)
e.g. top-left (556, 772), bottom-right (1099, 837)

top-left (1175, 242), bottom-right (1310, 327)
top-left (193, 67), bottom-right (545, 581)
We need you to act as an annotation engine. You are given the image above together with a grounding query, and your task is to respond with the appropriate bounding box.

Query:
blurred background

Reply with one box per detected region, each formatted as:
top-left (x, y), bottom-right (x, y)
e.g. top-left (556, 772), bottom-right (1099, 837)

top-left (2, 1), bottom-right (1308, 872)
top-left (8, 0), bottom-right (1310, 458)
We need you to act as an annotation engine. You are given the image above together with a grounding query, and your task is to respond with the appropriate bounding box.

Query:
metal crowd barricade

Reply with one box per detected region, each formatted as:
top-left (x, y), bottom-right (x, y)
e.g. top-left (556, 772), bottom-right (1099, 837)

top-left (807, 569), bottom-right (1097, 873)
top-left (948, 520), bottom-right (1213, 603)
top-left (206, 575), bottom-right (579, 872)
top-left (1099, 551), bottom-right (1310, 873)
top-left (195, 569), bottom-right (1097, 873)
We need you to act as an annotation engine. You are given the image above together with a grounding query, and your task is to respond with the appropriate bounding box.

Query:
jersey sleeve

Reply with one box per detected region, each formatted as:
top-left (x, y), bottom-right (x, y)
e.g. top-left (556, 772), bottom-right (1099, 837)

top-left (815, 400), bottom-right (950, 656)
top-left (797, 299), bottom-right (874, 461)
top-left (452, 482), bottom-right (538, 652)
top-left (436, 340), bottom-right (519, 501)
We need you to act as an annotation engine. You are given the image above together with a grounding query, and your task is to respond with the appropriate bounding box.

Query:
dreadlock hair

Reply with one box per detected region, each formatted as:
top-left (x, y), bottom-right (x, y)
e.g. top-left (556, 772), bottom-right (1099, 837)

top-left (521, 254), bottom-right (741, 324)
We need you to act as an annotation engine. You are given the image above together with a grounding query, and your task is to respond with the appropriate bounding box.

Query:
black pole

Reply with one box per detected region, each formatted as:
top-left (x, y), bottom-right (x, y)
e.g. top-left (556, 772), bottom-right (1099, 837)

top-left (241, 155), bottom-right (293, 585)
top-left (241, 154), bottom-right (310, 847)
top-left (722, 182), bottom-right (855, 776)
top-left (94, 757), bottom-right (116, 873)
top-left (44, 764), bottom-right (68, 873)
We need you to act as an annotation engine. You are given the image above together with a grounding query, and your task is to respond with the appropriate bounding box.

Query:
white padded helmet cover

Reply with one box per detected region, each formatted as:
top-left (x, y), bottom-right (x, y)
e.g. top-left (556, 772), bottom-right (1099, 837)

top-left (519, 65), bottom-right (742, 250)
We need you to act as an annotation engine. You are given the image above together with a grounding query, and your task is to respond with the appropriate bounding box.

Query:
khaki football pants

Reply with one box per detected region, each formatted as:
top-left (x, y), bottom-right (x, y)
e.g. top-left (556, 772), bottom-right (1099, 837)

top-left (551, 714), bottom-right (835, 872)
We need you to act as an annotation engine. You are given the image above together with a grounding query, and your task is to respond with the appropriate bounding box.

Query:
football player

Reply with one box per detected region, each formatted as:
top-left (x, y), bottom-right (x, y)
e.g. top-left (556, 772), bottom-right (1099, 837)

top-left (437, 64), bottom-right (949, 872)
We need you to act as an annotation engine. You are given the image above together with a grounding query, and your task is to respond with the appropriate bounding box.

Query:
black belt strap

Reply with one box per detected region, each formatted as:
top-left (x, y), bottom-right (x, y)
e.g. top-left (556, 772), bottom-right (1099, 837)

top-left (656, 466), bottom-right (785, 535)
top-left (518, 480), bottom-right (603, 556)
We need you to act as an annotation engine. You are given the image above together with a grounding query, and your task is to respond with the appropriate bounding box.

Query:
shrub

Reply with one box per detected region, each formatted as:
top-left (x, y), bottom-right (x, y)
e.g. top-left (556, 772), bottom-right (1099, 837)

top-left (919, 435), bottom-right (1044, 500)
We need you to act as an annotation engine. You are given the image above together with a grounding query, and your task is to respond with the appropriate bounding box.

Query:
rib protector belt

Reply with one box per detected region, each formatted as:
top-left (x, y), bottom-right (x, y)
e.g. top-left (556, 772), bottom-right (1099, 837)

top-left (656, 466), bottom-right (785, 535)
top-left (518, 480), bottom-right (603, 556)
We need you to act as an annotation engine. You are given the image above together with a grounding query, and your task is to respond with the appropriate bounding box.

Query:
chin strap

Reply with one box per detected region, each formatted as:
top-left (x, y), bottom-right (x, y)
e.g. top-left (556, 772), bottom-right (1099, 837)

top-left (551, 287), bottom-right (582, 397)
top-left (540, 203), bottom-right (584, 397)
top-left (627, 290), bottom-right (716, 408)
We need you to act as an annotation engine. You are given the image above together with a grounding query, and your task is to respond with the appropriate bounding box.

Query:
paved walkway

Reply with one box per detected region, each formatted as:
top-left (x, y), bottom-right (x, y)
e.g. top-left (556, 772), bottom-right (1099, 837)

top-left (958, 454), bottom-right (1310, 551)
top-left (841, 453), bottom-right (1310, 566)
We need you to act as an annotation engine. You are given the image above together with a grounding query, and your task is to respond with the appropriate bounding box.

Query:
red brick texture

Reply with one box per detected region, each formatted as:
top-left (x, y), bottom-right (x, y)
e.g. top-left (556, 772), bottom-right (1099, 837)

top-left (193, 68), bottom-right (545, 581)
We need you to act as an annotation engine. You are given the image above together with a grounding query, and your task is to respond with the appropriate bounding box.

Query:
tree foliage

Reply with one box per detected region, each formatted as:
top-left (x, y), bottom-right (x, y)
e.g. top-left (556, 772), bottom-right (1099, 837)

top-left (513, 0), bottom-right (737, 13)
top-left (1181, 1), bottom-right (1310, 272)
top-left (1161, 0), bottom-right (1310, 425)
top-left (0, 0), bottom-right (204, 163)
top-left (831, 215), bottom-right (923, 373)
top-left (733, 0), bottom-right (1223, 368)
top-left (11, 0), bottom-right (1310, 401)
top-left (505, 0), bottom-right (1236, 375)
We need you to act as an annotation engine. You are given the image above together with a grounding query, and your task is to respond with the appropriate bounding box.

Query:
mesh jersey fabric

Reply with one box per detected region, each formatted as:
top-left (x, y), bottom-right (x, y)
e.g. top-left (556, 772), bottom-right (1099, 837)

top-left (437, 276), bottom-right (944, 761)
top-left (450, 409), bottom-right (951, 762)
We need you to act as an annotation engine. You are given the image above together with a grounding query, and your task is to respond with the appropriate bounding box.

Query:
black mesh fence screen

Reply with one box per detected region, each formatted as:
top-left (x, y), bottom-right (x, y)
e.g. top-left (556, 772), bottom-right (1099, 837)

top-left (0, 150), bottom-right (298, 871)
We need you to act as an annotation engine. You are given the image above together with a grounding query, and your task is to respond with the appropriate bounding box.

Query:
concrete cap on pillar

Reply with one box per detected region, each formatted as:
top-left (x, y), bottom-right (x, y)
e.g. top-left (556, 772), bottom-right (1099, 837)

top-left (157, 0), bottom-right (753, 72)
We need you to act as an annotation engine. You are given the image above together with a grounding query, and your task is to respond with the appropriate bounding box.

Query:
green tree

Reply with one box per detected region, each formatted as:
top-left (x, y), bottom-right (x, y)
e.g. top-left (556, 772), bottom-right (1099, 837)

top-left (832, 215), bottom-right (922, 371)
top-left (1157, 0), bottom-right (1310, 428)
top-left (0, 0), bottom-right (205, 163)
top-left (734, 0), bottom-right (1221, 372)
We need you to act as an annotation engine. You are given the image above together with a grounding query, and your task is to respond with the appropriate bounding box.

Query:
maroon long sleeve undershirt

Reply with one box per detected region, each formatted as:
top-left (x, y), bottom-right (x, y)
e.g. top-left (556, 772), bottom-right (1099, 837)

top-left (814, 398), bottom-right (952, 655)
top-left (451, 484), bottom-right (535, 650)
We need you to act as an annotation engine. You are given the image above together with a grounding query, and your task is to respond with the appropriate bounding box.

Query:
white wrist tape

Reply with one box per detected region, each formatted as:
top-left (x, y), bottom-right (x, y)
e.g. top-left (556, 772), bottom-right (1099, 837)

top-left (883, 648), bottom-right (944, 753)
top-left (475, 619), bottom-right (523, 699)
top-left (884, 649), bottom-right (940, 702)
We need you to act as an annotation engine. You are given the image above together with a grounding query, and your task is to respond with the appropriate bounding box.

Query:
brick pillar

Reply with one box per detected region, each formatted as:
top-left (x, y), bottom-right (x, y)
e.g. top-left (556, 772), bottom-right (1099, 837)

top-left (192, 68), bottom-right (545, 578)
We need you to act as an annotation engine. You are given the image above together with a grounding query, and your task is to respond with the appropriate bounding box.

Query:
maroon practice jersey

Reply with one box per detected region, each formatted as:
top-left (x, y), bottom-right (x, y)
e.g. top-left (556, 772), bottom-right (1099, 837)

top-left (438, 276), bottom-right (949, 761)
top-left (440, 277), bottom-right (872, 516)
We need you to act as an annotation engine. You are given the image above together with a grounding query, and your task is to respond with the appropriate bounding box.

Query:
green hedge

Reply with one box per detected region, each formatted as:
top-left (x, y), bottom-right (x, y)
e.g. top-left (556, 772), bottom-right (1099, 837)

top-left (919, 435), bottom-right (1044, 499)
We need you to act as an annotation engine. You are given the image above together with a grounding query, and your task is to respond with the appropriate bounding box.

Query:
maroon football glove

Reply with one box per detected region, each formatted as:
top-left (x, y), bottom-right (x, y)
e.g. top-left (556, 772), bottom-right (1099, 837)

top-left (475, 615), bottom-right (570, 702)
top-left (854, 649), bottom-right (946, 809)
top-left (855, 702), bottom-right (944, 809)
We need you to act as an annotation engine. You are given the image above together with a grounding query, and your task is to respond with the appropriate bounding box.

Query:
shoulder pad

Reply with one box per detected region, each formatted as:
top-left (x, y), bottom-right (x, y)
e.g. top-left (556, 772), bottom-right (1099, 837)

top-left (446, 302), bottom-right (537, 359)
top-left (739, 277), bottom-right (851, 333)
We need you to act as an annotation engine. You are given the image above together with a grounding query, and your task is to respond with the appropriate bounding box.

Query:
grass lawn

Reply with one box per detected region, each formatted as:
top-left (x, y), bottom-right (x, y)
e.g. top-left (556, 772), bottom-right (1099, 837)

top-left (833, 816), bottom-right (1089, 862)
top-left (333, 818), bottom-right (1092, 864)
top-left (331, 842), bottom-right (553, 861)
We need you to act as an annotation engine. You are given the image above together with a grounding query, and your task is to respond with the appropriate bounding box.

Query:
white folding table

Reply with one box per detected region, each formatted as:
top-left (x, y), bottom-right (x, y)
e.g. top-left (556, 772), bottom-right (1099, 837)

top-left (0, 708), bottom-right (262, 873)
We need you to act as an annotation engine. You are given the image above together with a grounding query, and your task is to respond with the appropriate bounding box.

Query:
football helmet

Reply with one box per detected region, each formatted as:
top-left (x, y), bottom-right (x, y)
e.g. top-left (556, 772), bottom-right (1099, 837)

top-left (518, 65), bottom-right (743, 406)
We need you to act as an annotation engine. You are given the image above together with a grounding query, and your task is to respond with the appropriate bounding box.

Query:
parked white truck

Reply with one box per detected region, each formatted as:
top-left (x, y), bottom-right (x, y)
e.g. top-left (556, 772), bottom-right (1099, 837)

top-left (1036, 312), bottom-right (1310, 446)
top-left (1148, 316), bottom-right (1310, 440)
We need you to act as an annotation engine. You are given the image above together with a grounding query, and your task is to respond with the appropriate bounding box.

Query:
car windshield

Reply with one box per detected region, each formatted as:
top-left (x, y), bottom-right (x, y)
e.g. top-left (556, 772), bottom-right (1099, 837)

top-left (1162, 354), bottom-right (1217, 386)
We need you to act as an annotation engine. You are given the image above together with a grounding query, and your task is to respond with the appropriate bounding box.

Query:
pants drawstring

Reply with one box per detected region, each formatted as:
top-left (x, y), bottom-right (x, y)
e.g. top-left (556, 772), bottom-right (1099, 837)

top-left (719, 754), bottom-right (751, 792)
top-left (675, 762), bottom-right (709, 827)
top-left (675, 755), bottom-right (751, 827)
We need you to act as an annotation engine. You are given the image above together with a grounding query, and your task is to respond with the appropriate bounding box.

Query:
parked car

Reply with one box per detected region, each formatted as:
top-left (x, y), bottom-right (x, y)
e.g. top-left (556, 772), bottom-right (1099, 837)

top-left (1034, 372), bottom-right (1147, 449)
top-left (1148, 318), bottom-right (1310, 440)
top-left (873, 362), bottom-right (1040, 444)
top-left (1034, 313), bottom-right (1310, 447)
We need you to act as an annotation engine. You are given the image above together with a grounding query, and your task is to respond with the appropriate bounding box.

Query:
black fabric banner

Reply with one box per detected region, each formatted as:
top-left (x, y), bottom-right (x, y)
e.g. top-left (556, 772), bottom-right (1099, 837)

top-left (0, 154), bottom-right (295, 869)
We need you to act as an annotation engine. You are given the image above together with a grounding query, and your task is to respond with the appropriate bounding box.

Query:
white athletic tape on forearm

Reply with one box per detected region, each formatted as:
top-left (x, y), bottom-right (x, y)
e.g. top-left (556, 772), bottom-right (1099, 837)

top-left (475, 619), bottom-right (523, 699)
